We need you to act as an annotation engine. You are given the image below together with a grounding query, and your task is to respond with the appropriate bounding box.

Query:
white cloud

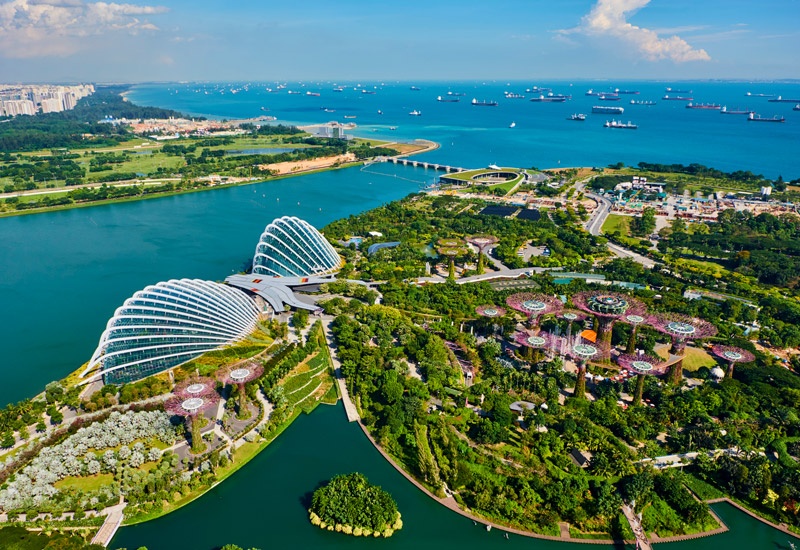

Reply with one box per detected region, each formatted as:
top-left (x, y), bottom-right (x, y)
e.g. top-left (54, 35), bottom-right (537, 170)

top-left (0, 0), bottom-right (168, 57)
top-left (564, 0), bottom-right (710, 63)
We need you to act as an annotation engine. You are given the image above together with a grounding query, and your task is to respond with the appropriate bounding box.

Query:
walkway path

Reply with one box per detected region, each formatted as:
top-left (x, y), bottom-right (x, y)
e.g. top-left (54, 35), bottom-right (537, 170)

top-left (320, 317), bottom-right (359, 422)
top-left (622, 503), bottom-right (652, 550)
top-left (90, 501), bottom-right (126, 547)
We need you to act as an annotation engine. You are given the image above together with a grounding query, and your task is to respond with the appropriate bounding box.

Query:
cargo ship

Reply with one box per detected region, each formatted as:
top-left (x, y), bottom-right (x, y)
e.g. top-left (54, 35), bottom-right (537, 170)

top-left (526, 86), bottom-right (551, 94)
top-left (615, 89), bottom-right (640, 95)
top-left (530, 93), bottom-right (568, 103)
top-left (686, 103), bottom-right (721, 110)
top-left (794, 104), bottom-right (800, 111)
top-left (306, 91), bottom-right (321, 97)
top-left (746, 92), bottom-right (774, 97)
top-left (408, 110), bottom-right (422, 116)
top-left (665, 87), bottom-right (692, 93)
top-left (504, 92), bottom-right (525, 99)
top-left (361, 89), bottom-right (376, 95)
top-left (598, 94), bottom-right (621, 101)
top-left (472, 98), bottom-right (498, 106)
top-left (663, 95), bottom-right (693, 101)
top-left (748, 113), bottom-right (785, 123)
top-left (410, 86), bottom-right (421, 91)
top-left (604, 120), bottom-right (637, 129)
top-left (568, 113), bottom-right (586, 121)
top-left (720, 106), bottom-right (753, 115)
top-left (437, 95), bottom-right (460, 103)
top-left (592, 105), bottom-right (624, 114)
top-left (630, 100), bottom-right (656, 106)
top-left (768, 96), bottom-right (800, 103)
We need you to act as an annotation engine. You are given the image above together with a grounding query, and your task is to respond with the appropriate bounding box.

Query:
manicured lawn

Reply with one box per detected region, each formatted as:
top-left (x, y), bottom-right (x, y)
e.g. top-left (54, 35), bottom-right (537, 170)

top-left (601, 213), bottom-right (632, 236)
top-left (654, 345), bottom-right (716, 372)
top-left (54, 473), bottom-right (114, 492)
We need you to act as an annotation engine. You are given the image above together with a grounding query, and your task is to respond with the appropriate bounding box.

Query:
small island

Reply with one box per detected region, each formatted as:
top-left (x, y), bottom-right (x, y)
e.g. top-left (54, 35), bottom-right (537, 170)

top-left (309, 473), bottom-right (403, 537)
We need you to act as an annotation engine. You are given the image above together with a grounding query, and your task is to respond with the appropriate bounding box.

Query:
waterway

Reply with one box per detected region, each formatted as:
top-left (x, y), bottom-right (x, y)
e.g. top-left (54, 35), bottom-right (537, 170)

top-left (112, 403), bottom-right (795, 550)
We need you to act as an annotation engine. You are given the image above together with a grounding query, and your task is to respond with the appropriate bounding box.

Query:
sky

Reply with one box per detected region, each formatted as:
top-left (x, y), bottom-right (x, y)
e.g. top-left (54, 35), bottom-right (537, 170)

top-left (0, 0), bottom-right (798, 83)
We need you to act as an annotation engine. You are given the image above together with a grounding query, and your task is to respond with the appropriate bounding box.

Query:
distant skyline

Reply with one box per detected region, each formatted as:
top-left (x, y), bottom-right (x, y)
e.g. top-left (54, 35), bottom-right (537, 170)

top-left (1, 0), bottom-right (798, 83)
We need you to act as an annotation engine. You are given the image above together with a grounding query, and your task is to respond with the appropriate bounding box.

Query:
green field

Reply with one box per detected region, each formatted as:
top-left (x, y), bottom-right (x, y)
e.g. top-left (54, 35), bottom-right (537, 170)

top-left (601, 213), bottom-right (632, 236)
top-left (54, 473), bottom-right (115, 492)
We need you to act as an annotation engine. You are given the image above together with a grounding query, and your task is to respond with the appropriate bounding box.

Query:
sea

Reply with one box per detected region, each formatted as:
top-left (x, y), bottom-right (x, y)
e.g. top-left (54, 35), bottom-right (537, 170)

top-left (127, 80), bottom-right (800, 179)
top-left (0, 80), bottom-right (799, 549)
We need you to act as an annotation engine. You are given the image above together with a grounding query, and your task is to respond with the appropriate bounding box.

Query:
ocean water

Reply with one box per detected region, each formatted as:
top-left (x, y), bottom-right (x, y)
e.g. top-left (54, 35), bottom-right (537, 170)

top-left (128, 80), bottom-right (800, 179)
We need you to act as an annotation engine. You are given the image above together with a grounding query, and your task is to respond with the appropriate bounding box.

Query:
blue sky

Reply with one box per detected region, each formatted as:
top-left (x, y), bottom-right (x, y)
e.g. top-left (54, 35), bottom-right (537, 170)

top-left (0, 0), bottom-right (797, 82)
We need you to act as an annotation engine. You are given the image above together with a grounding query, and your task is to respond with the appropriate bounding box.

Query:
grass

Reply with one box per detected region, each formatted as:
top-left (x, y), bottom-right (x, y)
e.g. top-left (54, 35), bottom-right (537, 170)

top-left (682, 473), bottom-right (725, 500)
top-left (54, 473), bottom-right (114, 492)
top-left (601, 213), bottom-right (632, 236)
top-left (654, 345), bottom-right (716, 372)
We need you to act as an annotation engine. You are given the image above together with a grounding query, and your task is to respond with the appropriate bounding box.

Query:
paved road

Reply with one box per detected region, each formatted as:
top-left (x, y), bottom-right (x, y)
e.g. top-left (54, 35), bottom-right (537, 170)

top-left (585, 191), bottom-right (613, 236)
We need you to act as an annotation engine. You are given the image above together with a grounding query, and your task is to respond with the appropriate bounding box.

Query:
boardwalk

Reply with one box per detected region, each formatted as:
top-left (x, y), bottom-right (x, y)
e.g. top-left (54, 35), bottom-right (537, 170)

top-left (622, 504), bottom-right (652, 550)
top-left (321, 317), bottom-right (359, 422)
top-left (90, 502), bottom-right (126, 547)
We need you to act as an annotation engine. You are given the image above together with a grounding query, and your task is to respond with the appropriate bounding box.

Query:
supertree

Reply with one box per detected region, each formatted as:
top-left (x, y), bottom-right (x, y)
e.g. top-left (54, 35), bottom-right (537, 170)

top-left (437, 243), bottom-right (464, 280)
top-left (506, 293), bottom-right (563, 329)
top-left (623, 314), bottom-right (648, 354)
top-left (514, 331), bottom-right (557, 362)
top-left (173, 377), bottom-right (217, 399)
top-left (476, 305), bottom-right (507, 319)
top-left (566, 340), bottom-right (601, 399)
top-left (166, 392), bottom-right (220, 454)
top-left (616, 353), bottom-right (668, 405)
top-left (559, 309), bottom-right (589, 345)
top-left (467, 235), bottom-right (498, 275)
top-left (217, 362), bottom-right (265, 418)
top-left (648, 313), bottom-right (718, 384)
top-left (712, 345), bottom-right (755, 379)
top-left (571, 291), bottom-right (647, 362)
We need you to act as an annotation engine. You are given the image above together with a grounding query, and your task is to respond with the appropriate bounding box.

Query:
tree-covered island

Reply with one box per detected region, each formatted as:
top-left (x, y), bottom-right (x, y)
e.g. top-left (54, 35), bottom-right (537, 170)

top-left (309, 472), bottom-right (402, 537)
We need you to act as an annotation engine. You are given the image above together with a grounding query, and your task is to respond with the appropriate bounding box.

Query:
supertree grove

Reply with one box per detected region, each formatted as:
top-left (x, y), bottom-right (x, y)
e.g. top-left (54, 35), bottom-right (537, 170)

top-left (571, 291), bottom-right (647, 362)
top-left (648, 313), bottom-right (718, 384)
top-left (165, 392), bottom-right (220, 454)
top-left (173, 376), bottom-right (217, 399)
top-left (616, 353), bottom-right (668, 405)
top-left (711, 345), bottom-right (755, 379)
top-left (217, 361), bottom-right (265, 418)
top-left (505, 293), bottom-right (563, 328)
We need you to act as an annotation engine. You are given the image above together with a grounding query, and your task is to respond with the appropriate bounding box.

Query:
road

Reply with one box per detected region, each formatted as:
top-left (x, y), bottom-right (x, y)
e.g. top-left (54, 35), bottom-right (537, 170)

top-left (583, 188), bottom-right (661, 269)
